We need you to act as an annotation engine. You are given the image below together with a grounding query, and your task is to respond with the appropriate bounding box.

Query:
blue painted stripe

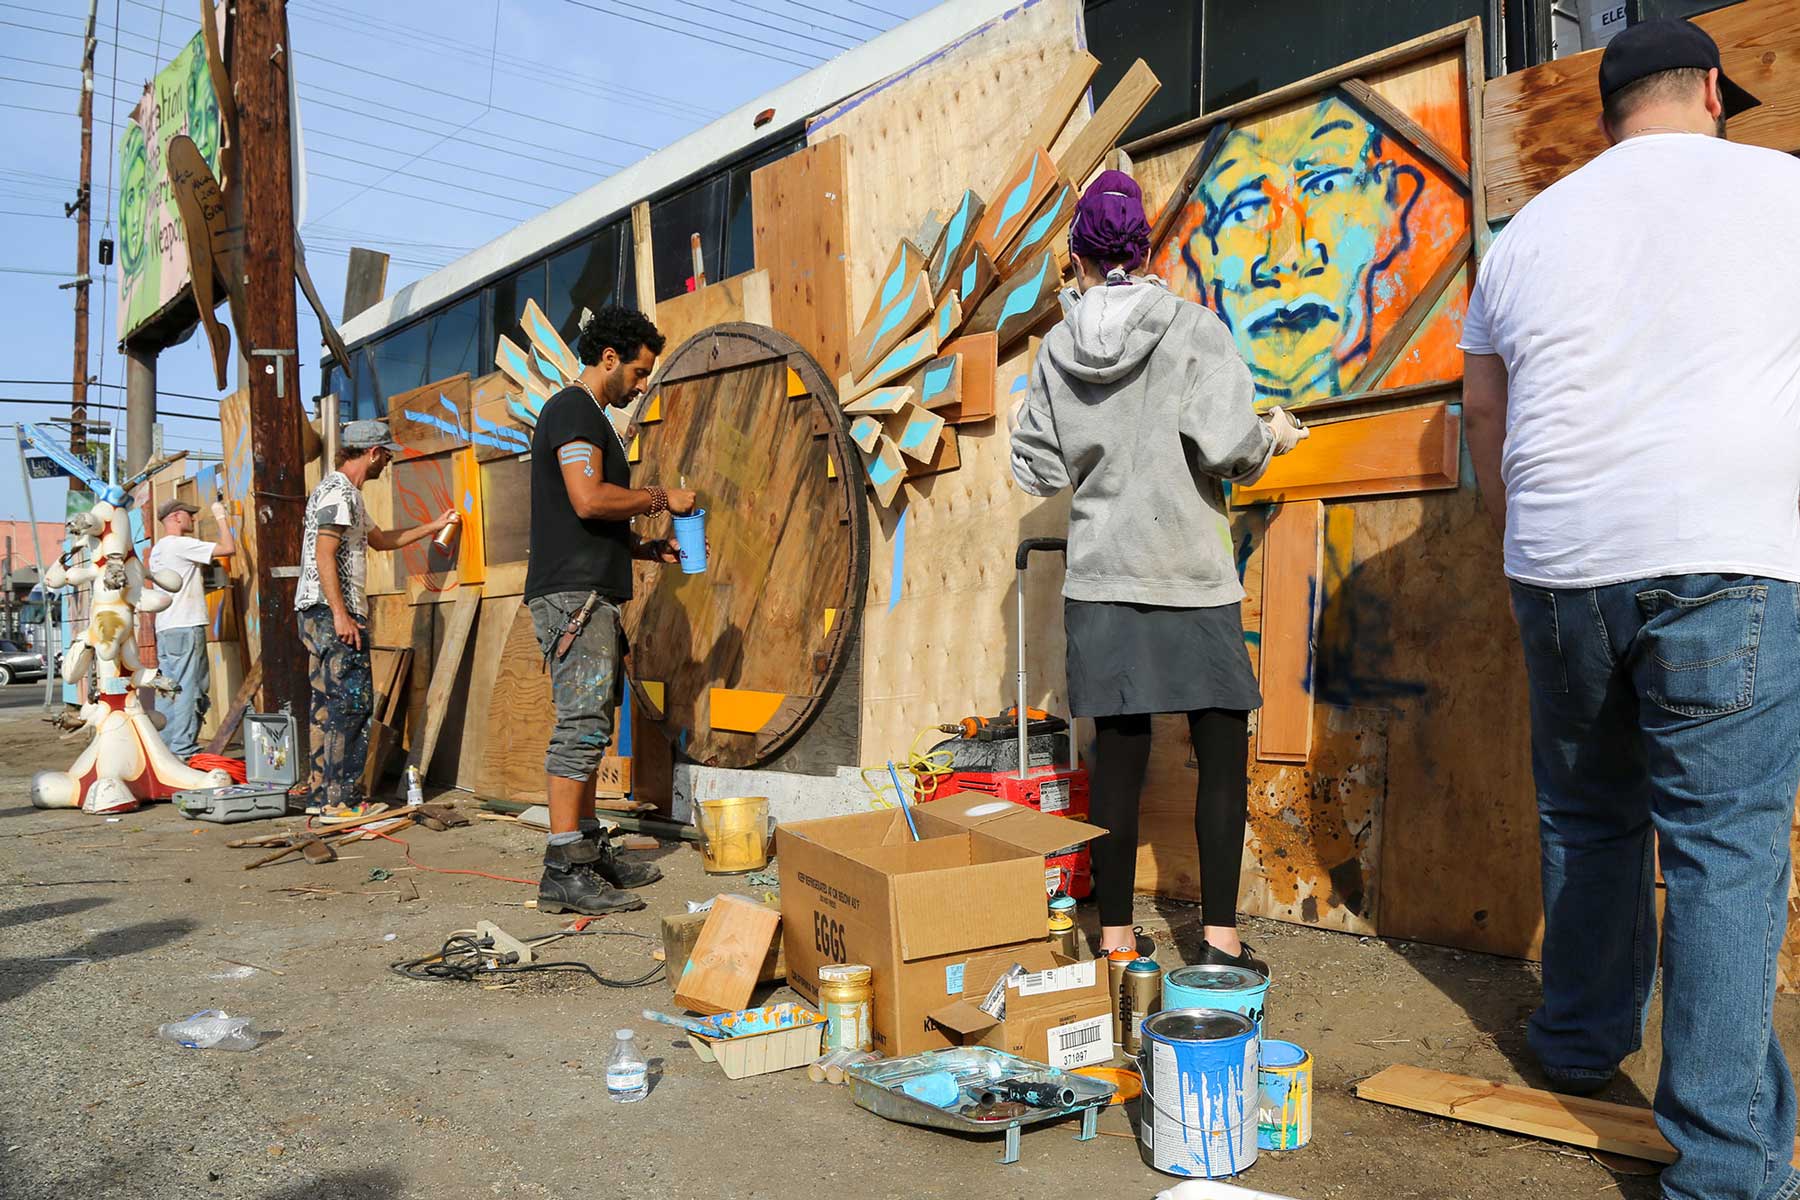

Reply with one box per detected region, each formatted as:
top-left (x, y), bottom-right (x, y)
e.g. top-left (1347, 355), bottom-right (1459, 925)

top-left (933, 195), bottom-right (973, 287)
top-left (401, 408), bottom-right (466, 441)
top-left (524, 308), bottom-right (572, 373)
top-left (851, 416), bottom-right (879, 442)
top-left (472, 411), bottom-right (531, 452)
top-left (463, 489), bottom-right (475, 513)
top-left (869, 454), bottom-right (899, 488)
top-left (437, 390), bottom-right (461, 416)
top-left (878, 247), bottom-right (911, 311)
top-left (888, 510), bottom-right (906, 610)
top-left (1009, 372), bottom-right (1030, 393)
top-left (868, 277), bottom-right (923, 349)
top-left (899, 419), bottom-right (932, 451)
top-left (996, 255), bottom-right (1052, 332)
top-left (936, 299), bottom-right (955, 339)
top-left (921, 362), bottom-right (954, 400)
top-left (960, 256), bottom-right (980, 299)
top-left (1006, 187), bottom-right (1069, 267)
top-left (994, 156), bottom-right (1041, 236)
top-left (531, 347), bottom-right (566, 386)
top-left (872, 334), bottom-right (930, 378)
top-left (507, 398), bottom-right (541, 428)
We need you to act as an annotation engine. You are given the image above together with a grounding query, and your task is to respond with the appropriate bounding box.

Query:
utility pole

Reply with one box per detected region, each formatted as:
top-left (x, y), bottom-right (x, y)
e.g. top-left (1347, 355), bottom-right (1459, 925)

top-left (232, 0), bottom-right (308, 721)
top-left (69, 0), bottom-right (98, 464)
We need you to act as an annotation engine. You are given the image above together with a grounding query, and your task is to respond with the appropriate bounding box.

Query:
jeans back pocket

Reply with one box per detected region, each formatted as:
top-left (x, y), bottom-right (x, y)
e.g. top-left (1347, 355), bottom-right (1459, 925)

top-left (1634, 584), bottom-right (1764, 718)
top-left (1509, 583), bottom-right (1568, 694)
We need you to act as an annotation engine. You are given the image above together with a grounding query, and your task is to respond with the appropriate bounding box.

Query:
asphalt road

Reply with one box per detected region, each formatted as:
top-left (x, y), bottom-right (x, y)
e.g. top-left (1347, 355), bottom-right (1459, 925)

top-left (0, 680), bottom-right (56, 713)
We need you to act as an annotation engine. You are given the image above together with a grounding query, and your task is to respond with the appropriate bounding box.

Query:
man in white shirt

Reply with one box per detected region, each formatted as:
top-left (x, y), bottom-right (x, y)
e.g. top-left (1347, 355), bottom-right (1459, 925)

top-left (1461, 20), bottom-right (1800, 1200)
top-left (147, 497), bottom-right (235, 758)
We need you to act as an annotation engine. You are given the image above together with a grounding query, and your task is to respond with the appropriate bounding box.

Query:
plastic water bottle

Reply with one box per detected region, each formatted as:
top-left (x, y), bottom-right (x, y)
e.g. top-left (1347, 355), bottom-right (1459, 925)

top-left (155, 1010), bottom-right (262, 1051)
top-left (606, 1028), bottom-right (649, 1103)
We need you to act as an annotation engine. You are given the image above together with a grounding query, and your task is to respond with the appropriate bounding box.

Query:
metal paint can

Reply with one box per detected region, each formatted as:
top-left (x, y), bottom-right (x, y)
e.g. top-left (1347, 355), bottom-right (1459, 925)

top-left (1256, 1039), bottom-right (1313, 1151)
top-left (1108, 947), bottom-right (1137, 1044)
top-left (1122, 957), bottom-right (1161, 1055)
top-left (1138, 1008), bottom-right (1259, 1178)
top-left (818, 963), bottom-right (873, 1052)
top-left (1049, 910), bottom-right (1079, 959)
top-left (1163, 964), bottom-right (1271, 1027)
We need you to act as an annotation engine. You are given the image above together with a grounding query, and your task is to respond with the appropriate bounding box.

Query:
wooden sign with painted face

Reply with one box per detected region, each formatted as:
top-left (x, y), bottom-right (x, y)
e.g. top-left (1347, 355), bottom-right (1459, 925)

top-left (928, 189), bottom-right (985, 299)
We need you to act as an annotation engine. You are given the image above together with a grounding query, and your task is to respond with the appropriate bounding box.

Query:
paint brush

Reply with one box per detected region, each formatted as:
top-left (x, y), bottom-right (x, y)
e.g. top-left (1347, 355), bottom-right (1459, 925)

top-left (888, 761), bottom-right (919, 841)
top-left (640, 1008), bottom-right (721, 1038)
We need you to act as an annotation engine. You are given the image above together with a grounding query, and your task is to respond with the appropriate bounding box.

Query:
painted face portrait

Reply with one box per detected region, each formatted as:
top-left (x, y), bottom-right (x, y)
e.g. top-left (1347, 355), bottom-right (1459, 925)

top-left (1183, 95), bottom-right (1423, 405)
top-left (118, 122), bottom-right (150, 281)
top-left (184, 52), bottom-right (221, 167)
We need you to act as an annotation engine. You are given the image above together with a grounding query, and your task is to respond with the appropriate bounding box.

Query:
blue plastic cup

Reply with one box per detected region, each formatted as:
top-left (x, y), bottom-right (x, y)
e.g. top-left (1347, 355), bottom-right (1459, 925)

top-left (672, 509), bottom-right (707, 574)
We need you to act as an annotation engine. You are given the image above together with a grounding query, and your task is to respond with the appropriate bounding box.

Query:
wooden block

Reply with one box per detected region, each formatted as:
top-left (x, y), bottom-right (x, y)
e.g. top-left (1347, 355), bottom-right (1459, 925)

top-left (862, 436), bottom-right (906, 508)
top-left (891, 404), bottom-right (945, 464)
top-left (927, 189), bottom-right (985, 301)
top-left (1356, 1066), bottom-right (1675, 1164)
top-left (404, 586), bottom-right (482, 783)
top-left (662, 906), bottom-right (785, 991)
top-left (929, 288), bottom-right (964, 345)
top-left (388, 374), bottom-right (472, 455)
top-left (849, 269), bottom-right (934, 380)
top-left (1056, 58), bottom-right (1160, 187)
top-left (521, 297), bottom-right (579, 384)
top-left (1230, 405), bottom-right (1462, 506)
top-left (596, 755), bottom-right (632, 797)
top-left (951, 244), bottom-right (998, 315)
top-left (469, 372), bottom-right (533, 462)
top-left (904, 425), bottom-right (960, 479)
top-left (708, 687), bottom-right (789, 735)
top-left (844, 323), bottom-right (940, 402)
top-left (495, 335), bottom-right (554, 405)
top-left (996, 178), bottom-right (1076, 276)
top-left (916, 353), bottom-right (963, 411)
top-left (1024, 50), bottom-right (1101, 158)
top-left (847, 414), bottom-right (882, 453)
top-left (971, 147), bottom-right (1057, 264)
top-left (965, 250), bottom-right (1061, 352)
top-left (937, 332), bottom-right (997, 425)
top-left (841, 385), bottom-right (913, 417)
top-left (673, 894), bottom-right (783, 1015)
top-left (855, 239), bottom-right (927, 340)
top-left (1257, 500), bottom-right (1323, 764)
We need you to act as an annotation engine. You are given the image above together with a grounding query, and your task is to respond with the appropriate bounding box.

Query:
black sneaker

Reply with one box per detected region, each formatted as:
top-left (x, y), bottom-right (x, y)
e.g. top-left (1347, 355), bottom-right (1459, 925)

top-left (539, 841), bottom-right (646, 915)
top-left (1199, 939), bottom-right (1269, 978)
top-left (583, 828), bottom-right (663, 889)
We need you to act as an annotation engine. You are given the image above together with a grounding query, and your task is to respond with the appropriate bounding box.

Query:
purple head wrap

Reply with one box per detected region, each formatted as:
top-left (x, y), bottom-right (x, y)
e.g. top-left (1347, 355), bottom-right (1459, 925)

top-left (1068, 169), bottom-right (1150, 273)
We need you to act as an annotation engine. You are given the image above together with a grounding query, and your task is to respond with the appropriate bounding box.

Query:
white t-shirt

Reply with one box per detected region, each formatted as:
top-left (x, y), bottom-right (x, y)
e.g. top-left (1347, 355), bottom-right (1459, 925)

top-left (147, 534), bottom-right (216, 632)
top-left (1460, 133), bottom-right (1800, 588)
top-left (295, 472), bottom-right (371, 619)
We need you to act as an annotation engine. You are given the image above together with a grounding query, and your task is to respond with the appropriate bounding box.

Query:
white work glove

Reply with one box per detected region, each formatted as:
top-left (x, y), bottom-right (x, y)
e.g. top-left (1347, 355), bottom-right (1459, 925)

top-left (1266, 406), bottom-right (1309, 455)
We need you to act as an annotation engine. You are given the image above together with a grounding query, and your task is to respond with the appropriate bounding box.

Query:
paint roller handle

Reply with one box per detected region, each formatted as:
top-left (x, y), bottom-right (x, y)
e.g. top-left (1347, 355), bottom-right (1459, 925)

top-left (1015, 537), bottom-right (1068, 571)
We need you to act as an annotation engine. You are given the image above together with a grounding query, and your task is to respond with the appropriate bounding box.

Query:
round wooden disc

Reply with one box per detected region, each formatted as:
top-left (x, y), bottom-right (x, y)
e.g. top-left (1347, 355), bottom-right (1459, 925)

top-left (621, 323), bottom-right (868, 769)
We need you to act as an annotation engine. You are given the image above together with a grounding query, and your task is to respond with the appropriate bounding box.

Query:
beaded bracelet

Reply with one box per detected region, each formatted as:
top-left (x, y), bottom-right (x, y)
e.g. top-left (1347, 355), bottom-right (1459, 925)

top-left (644, 485), bottom-right (668, 517)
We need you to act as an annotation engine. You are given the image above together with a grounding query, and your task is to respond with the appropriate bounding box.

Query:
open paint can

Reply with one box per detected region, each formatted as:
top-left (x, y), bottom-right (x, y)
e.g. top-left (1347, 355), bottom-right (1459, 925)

top-left (1163, 963), bottom-right (1270, 1027)
top-left (1137, 1008), bottom-right (1259, 1178)
top-left (1257, 1040), bottom-right (1312, 1150)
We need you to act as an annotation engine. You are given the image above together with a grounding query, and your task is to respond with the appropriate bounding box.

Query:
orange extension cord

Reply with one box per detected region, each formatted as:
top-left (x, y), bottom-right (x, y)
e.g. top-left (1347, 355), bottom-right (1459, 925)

top-left (370, 829), bottom-right (539, 887)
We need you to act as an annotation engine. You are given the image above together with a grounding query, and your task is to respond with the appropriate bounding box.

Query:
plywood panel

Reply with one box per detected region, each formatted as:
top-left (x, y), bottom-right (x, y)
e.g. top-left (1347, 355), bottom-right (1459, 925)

top-left (752, 138), bottom-right (853, 381)
top-left (483, 600), bottom-right (556, 802)
top-left (1257, 499), bottom-right (1323, 763)
top-left (653, 268), bottom-right (773, 352)
top-left (1231, 405), bottom-right (1462, 506)
top-left (451, 593), bottom-right (524, 795)
top-left (387, 374), bottom-right (471, 455)
top-left (1483, 0), bottom-right (1800, 220)
top-left (476, 453), bottom-right (531, 598)
top-left (217, 389), bottom-right (261, 664)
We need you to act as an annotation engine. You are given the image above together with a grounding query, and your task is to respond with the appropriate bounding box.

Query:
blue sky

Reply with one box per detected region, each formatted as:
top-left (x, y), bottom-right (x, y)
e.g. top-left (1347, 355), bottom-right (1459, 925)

top-left (1, 0), bottom-right (936, 525)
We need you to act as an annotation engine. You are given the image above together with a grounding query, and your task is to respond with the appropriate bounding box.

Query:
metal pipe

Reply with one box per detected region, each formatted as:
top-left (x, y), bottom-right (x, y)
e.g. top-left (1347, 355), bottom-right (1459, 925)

top-left (124, 344), bottom-right (156, 476)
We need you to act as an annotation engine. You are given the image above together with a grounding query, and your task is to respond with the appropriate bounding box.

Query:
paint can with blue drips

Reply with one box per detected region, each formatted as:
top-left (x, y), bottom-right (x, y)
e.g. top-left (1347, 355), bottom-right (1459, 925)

top-left (1138, 1008), bottom-right (1259, 1178)
top-left (1163, 964), bottom-right (1270, 1027)
top-left (1256, 1040), bottom-right (1313, 1151)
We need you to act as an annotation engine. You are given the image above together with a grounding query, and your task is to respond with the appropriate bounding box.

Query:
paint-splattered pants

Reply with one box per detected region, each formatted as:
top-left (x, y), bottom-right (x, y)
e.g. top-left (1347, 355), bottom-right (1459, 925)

top-left (298, 603), bottom-right (373, 808)
top-left (528, 591), bottom-right (621, 781)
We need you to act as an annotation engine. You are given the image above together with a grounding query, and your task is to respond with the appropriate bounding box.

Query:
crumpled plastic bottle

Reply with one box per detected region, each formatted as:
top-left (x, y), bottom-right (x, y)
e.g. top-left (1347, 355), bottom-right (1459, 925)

top-left (155, 1010), bottom-right (263, 1051)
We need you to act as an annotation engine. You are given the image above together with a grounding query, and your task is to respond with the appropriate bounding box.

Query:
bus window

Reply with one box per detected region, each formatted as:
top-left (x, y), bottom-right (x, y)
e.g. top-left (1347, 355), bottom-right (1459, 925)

top-left (428, 293), bottom-right (482, 382)
top-left (548, 221), bottom-right (625, 345)
top-left (650, 174), bottom-right (726, 302)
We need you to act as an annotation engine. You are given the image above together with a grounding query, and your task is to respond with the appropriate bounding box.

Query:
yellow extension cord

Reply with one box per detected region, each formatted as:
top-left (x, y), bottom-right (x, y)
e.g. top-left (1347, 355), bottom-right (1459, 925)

top-left (860, 727), bottom-right (958, 810)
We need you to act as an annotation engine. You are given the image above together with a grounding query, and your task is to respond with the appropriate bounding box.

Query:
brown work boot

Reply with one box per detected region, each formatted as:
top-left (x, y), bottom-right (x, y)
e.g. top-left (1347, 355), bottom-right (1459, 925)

top-left (583, 827), bottom-right (663, 889)
top-left (538, 840), bottom-right (645, 914)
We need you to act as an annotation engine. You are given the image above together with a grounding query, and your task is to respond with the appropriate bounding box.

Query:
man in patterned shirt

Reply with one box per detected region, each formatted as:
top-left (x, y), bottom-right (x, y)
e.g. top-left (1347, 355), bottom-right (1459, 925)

top-left (296, 420), bottom-right (452, 810)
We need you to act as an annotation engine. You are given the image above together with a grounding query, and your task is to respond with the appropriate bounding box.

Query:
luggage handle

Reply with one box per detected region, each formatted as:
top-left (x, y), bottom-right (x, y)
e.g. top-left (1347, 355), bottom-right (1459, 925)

top-left (1015, 537), bottom-right (1067, 570)
top-left (1014, 538), bottom-right (1067, 780)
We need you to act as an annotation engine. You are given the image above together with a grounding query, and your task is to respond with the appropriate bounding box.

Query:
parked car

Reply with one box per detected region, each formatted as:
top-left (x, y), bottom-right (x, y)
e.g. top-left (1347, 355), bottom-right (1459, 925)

top-left (0, 640), bottom-right (48, 685)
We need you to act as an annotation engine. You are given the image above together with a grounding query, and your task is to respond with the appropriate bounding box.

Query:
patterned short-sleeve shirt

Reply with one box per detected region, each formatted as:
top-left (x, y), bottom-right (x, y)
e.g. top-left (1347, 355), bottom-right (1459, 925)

top-left (295, 471), bottom-right (370, 619)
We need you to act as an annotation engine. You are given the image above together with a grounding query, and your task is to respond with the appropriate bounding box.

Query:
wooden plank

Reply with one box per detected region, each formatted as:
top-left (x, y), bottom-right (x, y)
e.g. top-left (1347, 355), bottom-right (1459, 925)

top-left (849, 270), bottom-right (934, 380)
top-left (1356, 1066), bottom-right (1675, 1164)
top-left (950, 244), bottom-right (998, 316)
top-left (482, 601), bottom-right (555, 802)
top-left (673, 894), bottom-right (783, 1016)
top-left (963, 249), bottom-right (1061, 352)
top-left (1481, 0), bottom-right (1800, 220)
top-left (1341, 78), bottom-right (1469, 188)
top-left (937, 331), bottom-right (997, 425)
top-left (996, 178), bottom-right (1076, 275)
top-left (751, 137), bottom-right (853, 381)
top-left (450, 595), bottom-right (521, 793)
top-left (847, 414), bottom-right (882, 454)
top-left (929, 288), bottom-right (964, 346)
top-left (342, 247), bottom-right (388, 322)
top-left (708, 687), bottom-right (788, 735)
top-left (653, 269), bottom-right (774, 351)
top-left (1024, 50), bottom-right (1101, 160)
top-left (521, 298), bottom-right (579, 386)
top-left (842, 385), bottom-right (913, 417)
top-left (970, 147), bottom-right (1058, 265)
top-left (843, 324), bottom-right (939, 402)
top-left (631, 200), bottom-right (656, 323)
top-left (1231, 405), bottom-right (1461, 507)
top-left (1257, 500), bottom-right (1323, 764)
top-left (854, 240), bottom-right (928, 343)
top-left (927, 189), bottom-right (985, 301)
top-left (405, 586), bottom-right (482, 783)
top-left (494, 335), bottom-right (555, 406)
top-left (1146, 122), bottom-right (1229, 263)
top-left (477, 454), bottom-right (531, 599)
top-left (201, 660), bottom-right (262, 755)
top-left (387, 373), bottom-right (471, 455)
top-left (915, 353), bottom-right (963, 412)
top-left (1354, 235), bottom-right (1472, 393)
top-left (905, 424), bottom-right (960, 479)
top-left (1055, 59), bottom-right (1160, 187)
top-left (468, 371), bottom-right (533, 462)
top-left (662, 906), bottom-right (785, 991)
top-left (891, 403), bottom-right (945, 464)
top-left (863, 436), bottom-right (906, 508)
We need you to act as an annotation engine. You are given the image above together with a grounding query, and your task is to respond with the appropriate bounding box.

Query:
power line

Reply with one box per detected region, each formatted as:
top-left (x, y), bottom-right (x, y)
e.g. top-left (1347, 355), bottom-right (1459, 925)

top-left (3, 396), bottom-right (219, 423)
top-left (766, 0), bottom-right (888, 36)
top-left (304, 146), bottom-right (565, 211)
top-left (0, 265), bottom-right (79, 277)
top-left (650, 0), bottom-right (858, 53)
top-left (308, 170), bottom-right (541, 223)
top-left (560, 0), bottom-right (820, 70)
top-left (298, 89), bottom-right (617, 177)
top-left (1, 378), bottom-right (228, 403)
top-left (301, 123), bottom-right (580, 197)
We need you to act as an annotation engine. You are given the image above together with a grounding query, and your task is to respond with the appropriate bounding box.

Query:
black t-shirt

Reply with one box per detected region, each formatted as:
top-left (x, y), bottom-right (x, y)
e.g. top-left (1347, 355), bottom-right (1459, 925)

top-left (524, 387), bottom-right (635, 603)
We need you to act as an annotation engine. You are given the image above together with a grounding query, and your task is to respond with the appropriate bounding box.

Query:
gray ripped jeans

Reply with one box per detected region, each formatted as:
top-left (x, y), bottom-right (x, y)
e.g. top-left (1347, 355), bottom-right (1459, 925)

top-left (527, 591), bottom-right (623, 781)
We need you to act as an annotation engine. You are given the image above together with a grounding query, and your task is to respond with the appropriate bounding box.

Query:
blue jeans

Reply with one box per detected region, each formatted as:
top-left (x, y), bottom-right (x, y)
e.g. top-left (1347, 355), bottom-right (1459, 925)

top-left (1511, 575), bottom-right (1800, 1200)
top-left (156, 624), bottom-right (209, 758)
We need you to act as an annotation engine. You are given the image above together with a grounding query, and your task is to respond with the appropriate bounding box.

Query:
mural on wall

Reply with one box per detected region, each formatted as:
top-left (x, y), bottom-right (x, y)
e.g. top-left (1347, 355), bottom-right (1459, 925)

top-left (1152, 87), bottom-right (1471, 409)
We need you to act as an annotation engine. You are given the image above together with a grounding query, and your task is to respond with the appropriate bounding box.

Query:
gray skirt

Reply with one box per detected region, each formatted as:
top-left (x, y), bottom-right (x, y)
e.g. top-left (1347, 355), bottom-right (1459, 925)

top-left (1065, 599), bottom-right (1262, 718)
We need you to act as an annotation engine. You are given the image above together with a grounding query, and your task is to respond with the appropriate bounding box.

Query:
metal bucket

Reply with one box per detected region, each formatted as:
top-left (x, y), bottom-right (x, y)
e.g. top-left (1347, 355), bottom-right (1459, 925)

top-left (1137, 1008), bottom-right (1259, 1178)
top-left (693, 796), bottom-right (770, 874)
top-left (1256, 1039), bottom-right (1312, 1151)
top-left (1163, 963), bottom-right (1270, 1027)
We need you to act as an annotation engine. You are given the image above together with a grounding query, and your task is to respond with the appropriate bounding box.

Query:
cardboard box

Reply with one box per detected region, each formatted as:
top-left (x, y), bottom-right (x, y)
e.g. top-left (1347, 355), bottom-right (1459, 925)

top-left (776, 794), bottom-right (1103, 1057)
top-left (929, 944), bottom-right (1114, 1071)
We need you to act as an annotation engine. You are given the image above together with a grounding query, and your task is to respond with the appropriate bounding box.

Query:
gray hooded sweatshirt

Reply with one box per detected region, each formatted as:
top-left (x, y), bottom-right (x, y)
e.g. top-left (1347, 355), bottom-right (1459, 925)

top-left (1010, 278), bottom-right (1273, 608)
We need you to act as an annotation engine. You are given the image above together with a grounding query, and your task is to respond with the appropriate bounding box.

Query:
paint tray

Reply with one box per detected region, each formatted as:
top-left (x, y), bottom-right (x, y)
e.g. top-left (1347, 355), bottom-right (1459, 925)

top-left (847, 1046), bottom-right (1115, 1164)
top-left (687, 1003), bottom-right (825, 1079)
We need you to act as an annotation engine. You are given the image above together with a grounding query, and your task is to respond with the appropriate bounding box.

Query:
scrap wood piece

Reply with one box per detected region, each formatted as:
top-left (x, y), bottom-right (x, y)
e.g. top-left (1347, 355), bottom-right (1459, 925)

top-left (1230, 404), bottom-right (1462, 506)
top-left (673, 894), bottom-right (782, 1015)
top-left (404, 587), bottom-right (483, 783)
top-left (850, 268), bottom-right (935, 380)
top-left (905, 425), bottom-right (960, 479)
top-left (996, 178), bottom-right (1076, 275)
top-left (891, 404), bottom-right (945, 464)
top-left (495, 335), bottom-right (555, 404)
top-left (847, 414), bottom-right (882, 453)
top-left (522, 298), bottom-right (578, 385)
top-left (842, 385), bottom-right (913, 417)
top-left (1023, 51), bottom-right (1102, 157)
top-left (843, 324), bottom-right (940, 402)
top-left (202, 660), bottom-right (263, 755)
top-left (1339, 78), bottom-right (1470, 190)
top-left (964, 250), bottom-right (1062, 352)
top-left (1056, 58), bottom-right (1161, 187)
top-left (951, 244), bottom-right (998, 317)
top-left (971, 147), bottom-right (1058, 264)
top-left (930, 288), bottom-right (964, 345)
top-left (661, 905), bottom-right (785, 991)
top-left (861, 436), bottom-right (906, 508)
top-left (928, 189), bottom-right (985, 300)
top-left (937, 332), bottom-right (997, 425)
top-left (1257, 500), bottom-right (1324, 764)
top-left (855, 239), bottom-right (928, 338)
top-left (916, 353), bottom-right (963, 411)
top-left (1355, 1065), bottom-right (1674, 1163)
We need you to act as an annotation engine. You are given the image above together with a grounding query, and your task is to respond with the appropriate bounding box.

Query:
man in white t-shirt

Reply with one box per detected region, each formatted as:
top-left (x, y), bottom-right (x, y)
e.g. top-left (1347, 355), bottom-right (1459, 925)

top-left (147, 497), bottom-right (235, 758)
top-left (1460, 21), bottom-right (1800, 1200)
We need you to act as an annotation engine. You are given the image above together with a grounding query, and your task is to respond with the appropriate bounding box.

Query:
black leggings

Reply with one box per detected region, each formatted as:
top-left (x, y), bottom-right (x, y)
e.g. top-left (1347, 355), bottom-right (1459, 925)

top-left (1088, 709), bottom-right (1249, 929)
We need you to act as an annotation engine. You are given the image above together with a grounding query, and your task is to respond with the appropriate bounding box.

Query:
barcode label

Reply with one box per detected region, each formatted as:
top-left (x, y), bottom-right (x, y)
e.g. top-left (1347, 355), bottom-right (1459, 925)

top-left (1012, 960), bottom-right (1097, 996)
top-left (1047, 1014), bottom-right (1111, 1069)
top-left (945, 963), bottom-right (965, 995)
top-left (1038, 778), bottom-right (1069, 813)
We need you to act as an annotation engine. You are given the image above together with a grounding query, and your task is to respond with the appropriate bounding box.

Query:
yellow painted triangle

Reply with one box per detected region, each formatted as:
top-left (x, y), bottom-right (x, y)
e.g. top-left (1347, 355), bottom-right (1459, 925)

top-left (628, 433), bottom-right (642, 463)
top-left (787, 368), bottom-right (807, 398)
top-left (639, 680), bottom-right (666, 714)
top-left (641, 392), bottom-right (662, 424)
top-left (709, 687), bottom-right (787, 734)
top-left (827, 455), bottom-right (837, 480)
top-left (823, 608), bottom-right (837, 635)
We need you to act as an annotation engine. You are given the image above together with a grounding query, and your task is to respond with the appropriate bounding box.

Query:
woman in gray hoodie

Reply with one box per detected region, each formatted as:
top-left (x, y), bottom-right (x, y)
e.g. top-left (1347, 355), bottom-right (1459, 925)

top-left (1009, 171), bottom-right (1306, 973)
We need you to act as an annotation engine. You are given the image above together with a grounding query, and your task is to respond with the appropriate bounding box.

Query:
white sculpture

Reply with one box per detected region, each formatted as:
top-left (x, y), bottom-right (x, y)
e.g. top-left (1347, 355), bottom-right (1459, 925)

top-left (31, 500), bottom-right (231, 813)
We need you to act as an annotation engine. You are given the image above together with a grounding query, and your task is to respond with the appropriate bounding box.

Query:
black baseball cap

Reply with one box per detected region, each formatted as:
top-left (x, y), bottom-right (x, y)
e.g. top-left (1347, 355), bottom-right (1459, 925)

top-left (1599, 18), bottom-right (1759, 118)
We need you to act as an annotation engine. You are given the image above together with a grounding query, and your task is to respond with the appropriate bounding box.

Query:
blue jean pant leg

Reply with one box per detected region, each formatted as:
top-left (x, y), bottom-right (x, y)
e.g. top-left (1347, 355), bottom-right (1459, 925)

top-left (298, 605), bottom-right (373, 808)
top-left (156, 625), bottom-right (209, 758)
top-left (1511, 583), bottom-right (1658, 1086)
top-left (1624, 577), bottom-right (1800, 1200)
top-left (527, 592), bottom-right (620, 781)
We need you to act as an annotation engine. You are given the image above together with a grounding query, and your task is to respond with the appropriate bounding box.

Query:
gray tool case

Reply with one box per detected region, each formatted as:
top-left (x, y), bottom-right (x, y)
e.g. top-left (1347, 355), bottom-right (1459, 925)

top-left (175, 712), bottom-right (298, 823)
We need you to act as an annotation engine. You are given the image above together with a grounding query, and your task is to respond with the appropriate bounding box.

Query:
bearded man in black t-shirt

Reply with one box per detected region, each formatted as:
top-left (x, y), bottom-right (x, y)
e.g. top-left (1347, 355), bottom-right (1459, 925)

top-left (524, 306), bottom-right (696, 914)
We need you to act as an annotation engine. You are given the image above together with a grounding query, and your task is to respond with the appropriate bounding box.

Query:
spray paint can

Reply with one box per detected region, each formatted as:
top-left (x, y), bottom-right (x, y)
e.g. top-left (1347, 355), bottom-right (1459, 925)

top-left (1121, 956), bottom-right (1161, 1055)
top-left (1048, 895), bottom-right (1078, 959)
top-left (432, 511), bottom-right (461, 554)
top-left (1108, 948), bottom-right (1136, 1044)
top-left (404, 765), bottom-right (423, 807)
